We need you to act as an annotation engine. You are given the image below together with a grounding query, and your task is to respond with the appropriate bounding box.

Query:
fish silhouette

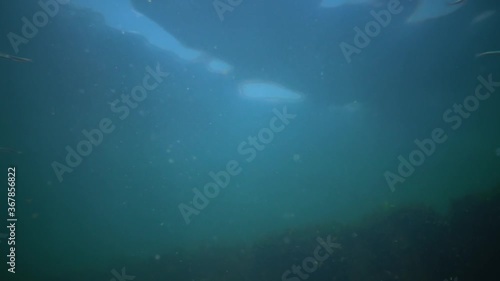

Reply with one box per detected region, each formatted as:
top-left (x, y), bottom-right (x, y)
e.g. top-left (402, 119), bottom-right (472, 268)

top-left (0, 147), bottom-right (22, 154)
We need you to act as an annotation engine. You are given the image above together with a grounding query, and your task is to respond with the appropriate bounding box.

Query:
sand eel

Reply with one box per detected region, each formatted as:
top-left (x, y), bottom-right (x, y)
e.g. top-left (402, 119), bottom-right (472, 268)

top-left (0, 52), bottom-right (32, 63)
top-left (0, 147), bottom-right (22, 154)
top-left (475, 51), bottom-right (500, 58)
top-left (448, 0), bottom-right (466, 5)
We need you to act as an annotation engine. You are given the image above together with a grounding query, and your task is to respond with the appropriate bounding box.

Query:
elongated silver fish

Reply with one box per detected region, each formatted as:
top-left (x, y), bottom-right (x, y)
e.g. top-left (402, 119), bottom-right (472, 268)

top-left (0, 147), bottom-right (22, 154)
top-left (0, 52), bottom-right (32, 63)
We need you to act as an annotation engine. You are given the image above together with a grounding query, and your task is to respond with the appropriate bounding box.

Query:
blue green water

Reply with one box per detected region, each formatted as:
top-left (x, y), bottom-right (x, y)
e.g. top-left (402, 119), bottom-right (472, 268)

top-left (1, 0), bottom-right (499, 280)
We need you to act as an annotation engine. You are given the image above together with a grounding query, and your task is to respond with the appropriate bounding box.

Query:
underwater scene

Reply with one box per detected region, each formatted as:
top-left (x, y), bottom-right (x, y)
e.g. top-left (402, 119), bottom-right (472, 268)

top-left (1, 0), bottom-right (500, 280)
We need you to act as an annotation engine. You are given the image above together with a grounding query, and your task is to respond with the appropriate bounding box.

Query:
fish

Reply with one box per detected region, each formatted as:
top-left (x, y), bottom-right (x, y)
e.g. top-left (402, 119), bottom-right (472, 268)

top-left (470, 10), bottom-right (496, 26)
top-left (475, 51), bottom-right (500, 58)
top-left (407, 0), bottom-right (466, 23)
top-left (0, 52), bottom-right (32, 63)
top-left (0, 147), bottom-right (23, 154)
top-left (448, 0), bottom-right (466, 5)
